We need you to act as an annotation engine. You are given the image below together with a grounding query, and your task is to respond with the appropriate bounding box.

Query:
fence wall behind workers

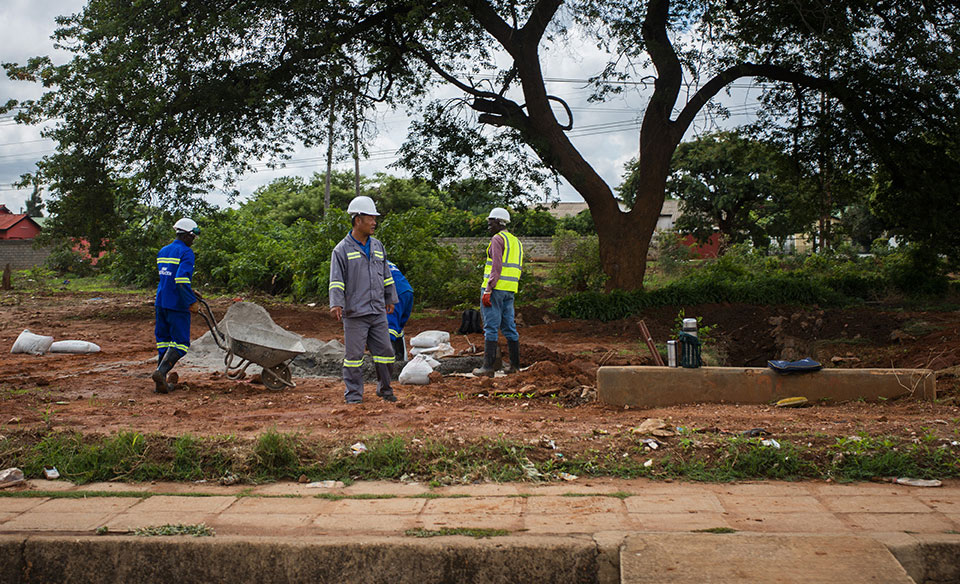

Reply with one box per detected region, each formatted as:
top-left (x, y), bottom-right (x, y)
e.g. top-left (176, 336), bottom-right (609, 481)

top-left (437, 237), bottom-right (558, 261)
top-left (0, 240), bottom-right (51, 270)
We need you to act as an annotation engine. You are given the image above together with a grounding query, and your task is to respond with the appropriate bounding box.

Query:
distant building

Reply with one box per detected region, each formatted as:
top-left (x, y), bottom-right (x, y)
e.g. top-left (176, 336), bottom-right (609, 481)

top-left (0, 205), bottom-right (42, 240)
top-left (547, 199), bottom-right (680, 232)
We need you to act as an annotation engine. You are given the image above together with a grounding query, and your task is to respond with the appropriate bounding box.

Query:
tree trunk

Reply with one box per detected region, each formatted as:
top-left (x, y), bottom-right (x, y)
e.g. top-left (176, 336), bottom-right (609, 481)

top-left (594, 207), bottom-right (657, 292)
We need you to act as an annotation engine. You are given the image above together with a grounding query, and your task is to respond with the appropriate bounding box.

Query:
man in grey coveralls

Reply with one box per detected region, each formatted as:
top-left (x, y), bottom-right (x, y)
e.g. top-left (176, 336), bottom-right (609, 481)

top-left (329, 196), bottom-right (400, 404)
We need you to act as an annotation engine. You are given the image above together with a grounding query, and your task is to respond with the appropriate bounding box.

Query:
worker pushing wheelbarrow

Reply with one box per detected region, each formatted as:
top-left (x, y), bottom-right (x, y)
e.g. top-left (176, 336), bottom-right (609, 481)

top-left (196, 299), bottom-right (305, 391)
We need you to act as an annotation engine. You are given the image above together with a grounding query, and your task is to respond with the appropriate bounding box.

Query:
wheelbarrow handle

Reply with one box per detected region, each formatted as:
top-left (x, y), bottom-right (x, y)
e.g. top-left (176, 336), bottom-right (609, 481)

top-left (197, 297), bottom-right (227, 350)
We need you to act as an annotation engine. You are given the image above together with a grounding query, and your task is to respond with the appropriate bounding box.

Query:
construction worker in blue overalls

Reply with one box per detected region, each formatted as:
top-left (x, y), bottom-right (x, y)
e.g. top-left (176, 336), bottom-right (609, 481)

top-left (152, 218), bottom-right (201, 394)
top-left (386, 260), bottom-right (413, 361)
top-left (329, 196), bottom-right (399, 404)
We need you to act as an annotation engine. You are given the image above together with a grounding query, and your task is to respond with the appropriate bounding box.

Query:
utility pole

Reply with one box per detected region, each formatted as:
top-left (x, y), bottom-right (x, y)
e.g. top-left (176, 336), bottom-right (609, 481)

top-left (324, 105), bottom-right (334, 215)
top-left (352, 94), bottom-right (360, 198)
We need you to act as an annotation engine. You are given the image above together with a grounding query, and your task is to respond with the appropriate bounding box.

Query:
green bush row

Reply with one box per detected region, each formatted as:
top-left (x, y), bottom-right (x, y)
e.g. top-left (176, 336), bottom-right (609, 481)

top-left (555, 242), bottom-right (953, 321)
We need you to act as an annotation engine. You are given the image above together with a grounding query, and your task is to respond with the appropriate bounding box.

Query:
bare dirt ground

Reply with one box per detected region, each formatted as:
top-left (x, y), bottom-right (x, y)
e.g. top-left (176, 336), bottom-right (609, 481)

top-left (2, 290), bottom-right (959, 453)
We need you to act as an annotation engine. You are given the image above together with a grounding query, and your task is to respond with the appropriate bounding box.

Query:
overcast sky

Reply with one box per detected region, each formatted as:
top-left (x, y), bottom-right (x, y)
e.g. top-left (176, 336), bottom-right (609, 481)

top-left (0, 1), bottom-right (760, 214)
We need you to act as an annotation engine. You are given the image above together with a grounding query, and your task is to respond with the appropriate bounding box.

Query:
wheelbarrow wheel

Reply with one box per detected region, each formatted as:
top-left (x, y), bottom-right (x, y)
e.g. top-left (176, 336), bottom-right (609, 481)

top-left (262, 364), bottom-right (292, 391)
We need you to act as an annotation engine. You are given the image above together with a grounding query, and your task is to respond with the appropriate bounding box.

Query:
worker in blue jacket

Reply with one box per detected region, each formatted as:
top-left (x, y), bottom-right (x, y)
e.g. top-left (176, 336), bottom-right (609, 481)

top-left (153, 218), bottom-right (201, 394)
top-left (386, 260), bottom-right (413, 360)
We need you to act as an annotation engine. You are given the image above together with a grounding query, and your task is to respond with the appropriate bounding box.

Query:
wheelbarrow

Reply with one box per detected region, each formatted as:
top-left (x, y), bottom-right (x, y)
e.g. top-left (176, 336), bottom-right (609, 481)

top-left (197, 299), bottom-right (306, 391)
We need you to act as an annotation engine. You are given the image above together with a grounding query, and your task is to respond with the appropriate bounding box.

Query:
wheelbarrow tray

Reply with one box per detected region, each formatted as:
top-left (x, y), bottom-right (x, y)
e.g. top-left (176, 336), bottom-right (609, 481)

top-left (221, 321), bottom-right (306, 369)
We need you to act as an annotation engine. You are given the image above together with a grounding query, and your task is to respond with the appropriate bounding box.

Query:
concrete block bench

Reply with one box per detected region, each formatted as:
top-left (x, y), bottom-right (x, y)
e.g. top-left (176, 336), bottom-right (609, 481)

top-left (597, 366), bottom-right (936, 408)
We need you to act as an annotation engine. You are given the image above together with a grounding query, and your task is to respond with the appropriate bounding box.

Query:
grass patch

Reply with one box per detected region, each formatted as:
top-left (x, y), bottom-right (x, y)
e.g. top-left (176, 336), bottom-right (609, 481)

top-left (313, 493), bottom-right (397, 500)
top-left (404, 527), bottom-right (509, 539)
top-left (133, 523), bottom-right (215, 537)
top-left (2, 429), bottom-right (957, 486)
top-left (692, 527), bottom-right (737, 534)
top-left (562, 491), bottom-right (633, 499)
top-left (409, 493), bottom-right (472, 499)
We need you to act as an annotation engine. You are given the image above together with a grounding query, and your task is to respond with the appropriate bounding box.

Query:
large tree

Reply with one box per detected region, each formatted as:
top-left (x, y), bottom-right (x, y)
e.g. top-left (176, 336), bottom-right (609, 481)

top-left (4, 0), bottom-right (958, 288)
top-left (660, 131), bottom-right (796, 251)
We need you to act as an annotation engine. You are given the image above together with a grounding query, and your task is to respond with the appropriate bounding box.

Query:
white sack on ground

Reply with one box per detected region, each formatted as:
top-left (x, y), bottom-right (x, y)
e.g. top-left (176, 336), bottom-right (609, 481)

top-left (410, 330), bottom-right (450, 348)
top-left (398, 354), bottom-right (433, 385)
top-left (10, 330), bottom-right (54, 355)
top-left (49, 340), bottom-right (101, 353)
top-left (409, 342), bottom-right (455, 359)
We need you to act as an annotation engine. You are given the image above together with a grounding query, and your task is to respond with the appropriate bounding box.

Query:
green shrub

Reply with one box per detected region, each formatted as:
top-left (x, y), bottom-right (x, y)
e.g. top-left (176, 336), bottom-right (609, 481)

top-left (653, 230), bottom-right (694, 276)
top-left (547, 230), bottom-right (607, 293)
top-left (44, 239), bottom-right (97, 277)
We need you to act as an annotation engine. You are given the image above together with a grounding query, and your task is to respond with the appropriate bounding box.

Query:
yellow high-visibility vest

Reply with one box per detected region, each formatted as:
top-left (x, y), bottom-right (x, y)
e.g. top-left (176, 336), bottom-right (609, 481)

top-left (482, 230), bottom-right (523, 293)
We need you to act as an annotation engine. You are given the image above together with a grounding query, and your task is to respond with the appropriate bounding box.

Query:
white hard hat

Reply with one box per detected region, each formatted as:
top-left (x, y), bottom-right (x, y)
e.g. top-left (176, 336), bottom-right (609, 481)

top-left (347, 196), bottom-right (379, 216)
top-left (173, 217), bottom-right (199, 234)
top-left (487, 207), bottom-right (510, 224)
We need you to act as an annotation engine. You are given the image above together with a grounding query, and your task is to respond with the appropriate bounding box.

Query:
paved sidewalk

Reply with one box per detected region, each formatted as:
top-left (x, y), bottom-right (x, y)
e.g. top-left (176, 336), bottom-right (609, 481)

top-left (2, 477), bottom-right (958, 537)
top-left (2, 478), bottom-right (959, 583)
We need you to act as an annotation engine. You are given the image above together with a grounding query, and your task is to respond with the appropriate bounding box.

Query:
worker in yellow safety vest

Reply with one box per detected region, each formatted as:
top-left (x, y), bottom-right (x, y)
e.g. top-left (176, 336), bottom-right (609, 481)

top-left (472, 207), bottom-right (523, 377)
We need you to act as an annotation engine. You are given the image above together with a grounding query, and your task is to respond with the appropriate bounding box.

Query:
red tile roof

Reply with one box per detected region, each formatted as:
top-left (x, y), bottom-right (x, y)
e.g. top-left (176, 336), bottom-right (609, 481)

top-left (0, 213), bottom-right (29, 231)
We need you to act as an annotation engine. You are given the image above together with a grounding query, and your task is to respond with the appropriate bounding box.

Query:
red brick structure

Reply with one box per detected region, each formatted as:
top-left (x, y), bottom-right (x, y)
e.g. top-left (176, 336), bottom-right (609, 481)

top-left (0, 205), bottom-right (41, 240)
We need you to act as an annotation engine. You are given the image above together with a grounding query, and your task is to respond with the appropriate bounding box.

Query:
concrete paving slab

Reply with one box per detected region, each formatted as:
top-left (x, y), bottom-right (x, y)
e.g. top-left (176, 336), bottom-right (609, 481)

top-left (104, 511), bottom-right (217, 531)
top-left (717, 495), bottom-right (829, 515)
top-left (523, 512), bottom-right (636, 533)
top-left (341, 480), bottom-right (429, 496)
top-left (0, 497), bottom-right (48, 512)
top-left (32, 497), bottom-right (141, 514)
top-left (419, 513), bottom-right (524, 531)
top-left (843, 512), bottom-right (956, 533)
top-left (525, 496), bottom-right (626, 515)
top-left (915, 492), bottom-right (960, 512)
top-left (423, 496), bottom-right (522, 515)
top-left (130, 495), bottom-right (237, 514)
top-left (630, 513), bottom-right (733, 532)
top-left (709, 482), bottom-right (815, 497)
top-left (621, 533), bottom-right (915, 583)
top-left (808, 482), bottom-right (921, 496)
top-left (945, 514), bottom-right (960, 529)
top-left (726, 512), bottom-right (852, 533)
top-left (313, 513), bottom-right (417, 533)
top-left (2, 511), bottom-right (114, 531)
top-left (19, 479), bottom-right (78, 491)
top-left (435, 483), bottom-right (520, 496)
top-left (210, 512), bottom-right (314, 532)
top-left (822, 495), bottom-right (936, 514)
top-left (328, 497), bottom-right (426, 515)
top-left (224, 496), bottom-right (335, 514)
top-left (624, 494), bottom-right (724, 514)
top-left (227, 482), bottom-right (326, 496)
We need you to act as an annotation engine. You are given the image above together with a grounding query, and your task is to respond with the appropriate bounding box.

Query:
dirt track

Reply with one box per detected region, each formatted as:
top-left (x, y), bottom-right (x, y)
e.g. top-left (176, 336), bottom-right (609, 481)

top-left (2, 291), bottom-right (959, 452)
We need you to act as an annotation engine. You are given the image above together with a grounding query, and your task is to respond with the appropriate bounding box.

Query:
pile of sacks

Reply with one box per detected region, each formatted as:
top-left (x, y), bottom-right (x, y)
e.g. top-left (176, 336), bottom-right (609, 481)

top-left (10, 329), bottom-right (101, 355)
top-left (398, 330), bottom-right (454, 385)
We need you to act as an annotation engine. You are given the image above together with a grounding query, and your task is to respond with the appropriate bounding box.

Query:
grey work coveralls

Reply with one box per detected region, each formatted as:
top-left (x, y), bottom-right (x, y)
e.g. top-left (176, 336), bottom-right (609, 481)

top-left (329, 234), bottom-right (400, 402)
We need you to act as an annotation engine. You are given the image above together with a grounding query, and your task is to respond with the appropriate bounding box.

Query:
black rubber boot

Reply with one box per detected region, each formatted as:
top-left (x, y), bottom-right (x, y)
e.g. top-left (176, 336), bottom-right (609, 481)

top-left (504, 340), bottom-right (520, 373)
top-left (152, 349), bottom-right (182, 394)
top-left (472, 340), bottom-right (499, 378)
top-left (391, 337), bottom-right (406, 362)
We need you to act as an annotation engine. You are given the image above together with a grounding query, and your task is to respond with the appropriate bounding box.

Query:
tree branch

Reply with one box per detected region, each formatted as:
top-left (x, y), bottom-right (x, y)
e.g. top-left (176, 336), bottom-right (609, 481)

top-left (674, 63), bottom-right (832, 136)
top-left (641, 0), bottom-right (682, 126)
top-left (520, 0), bottom-right (562, 46)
